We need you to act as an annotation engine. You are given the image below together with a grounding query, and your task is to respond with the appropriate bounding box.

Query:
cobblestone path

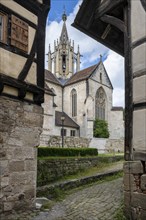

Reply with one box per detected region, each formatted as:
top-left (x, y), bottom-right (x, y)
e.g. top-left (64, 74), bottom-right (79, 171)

top-left (33, 178), bottom-right (123, 220)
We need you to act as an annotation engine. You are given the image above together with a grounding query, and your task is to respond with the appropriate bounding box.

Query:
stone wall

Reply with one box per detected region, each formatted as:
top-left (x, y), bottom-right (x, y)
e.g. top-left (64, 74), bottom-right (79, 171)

top-left (123, 161), bottom-right (146, 219)
top-left (37, 156), bottom-right (123, 186)
top-left (89, 138), bottom-right (124, 153)
top-left (40, 135), bottom-right (124, 153)
top-left (0, 97), bottom-right (43, 214)
top-left (42, 135), bottom-right (90, 148)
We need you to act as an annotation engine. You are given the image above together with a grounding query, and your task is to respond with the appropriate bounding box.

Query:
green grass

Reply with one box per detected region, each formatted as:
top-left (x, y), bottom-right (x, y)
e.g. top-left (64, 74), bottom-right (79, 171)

top-left (114, 201), bottom-right (127, 220)
top-left (98, 153), bottom-right (124, 157)
top-left (50, 161), bottom-right (123, 183)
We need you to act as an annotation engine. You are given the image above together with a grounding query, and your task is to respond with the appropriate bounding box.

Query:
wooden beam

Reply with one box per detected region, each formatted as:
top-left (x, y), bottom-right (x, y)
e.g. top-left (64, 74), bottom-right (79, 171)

top-left (100, 14), bottom-right (125, 33)
top-left (95, 0), bottom-right (125, 20)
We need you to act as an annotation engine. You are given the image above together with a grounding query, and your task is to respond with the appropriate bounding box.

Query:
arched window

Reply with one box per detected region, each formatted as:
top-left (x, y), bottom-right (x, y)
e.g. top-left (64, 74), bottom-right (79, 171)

top-left (95, 87), bottom-right (106, 120)
top-left (71, 89), bottom-right (77, 117)
top-left (100, 72), bottom-right (102, 83)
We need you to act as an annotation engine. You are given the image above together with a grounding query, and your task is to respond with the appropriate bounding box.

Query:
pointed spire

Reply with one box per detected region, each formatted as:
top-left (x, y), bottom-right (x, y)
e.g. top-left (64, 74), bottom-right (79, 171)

top-left (60, 9), bottom-right (68, 43)
top-left (49, 44), bottom-right (51, 53)
top-left (100, 54), bottom-right (103, 62)
top-left (62, 6), bottom-right (67, 22)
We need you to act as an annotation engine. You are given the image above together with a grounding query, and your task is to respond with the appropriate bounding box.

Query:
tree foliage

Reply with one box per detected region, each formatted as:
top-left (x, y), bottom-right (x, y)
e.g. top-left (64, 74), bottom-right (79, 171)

top-left (93, 119), bottom-right (109, 138)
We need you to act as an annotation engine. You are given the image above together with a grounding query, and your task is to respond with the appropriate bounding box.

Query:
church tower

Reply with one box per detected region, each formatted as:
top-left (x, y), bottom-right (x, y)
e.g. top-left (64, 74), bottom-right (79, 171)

top-left (48, 11), bottom-right (81, 79)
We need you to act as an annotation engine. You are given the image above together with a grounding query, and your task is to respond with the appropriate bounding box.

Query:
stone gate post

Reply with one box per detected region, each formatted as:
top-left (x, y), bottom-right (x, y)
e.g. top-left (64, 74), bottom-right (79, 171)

top-left (123, 1), bottom-right (146, 219)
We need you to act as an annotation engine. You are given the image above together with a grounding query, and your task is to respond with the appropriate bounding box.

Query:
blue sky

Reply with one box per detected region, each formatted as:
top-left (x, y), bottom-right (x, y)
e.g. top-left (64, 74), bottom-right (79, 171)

top-left (48, 0), bottom-right (79, 23)
top-left (45, 0), bottom-right (124, 107)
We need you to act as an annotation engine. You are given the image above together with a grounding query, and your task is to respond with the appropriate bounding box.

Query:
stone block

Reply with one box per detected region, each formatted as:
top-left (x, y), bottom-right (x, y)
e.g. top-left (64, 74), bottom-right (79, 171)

top-left (0, 160), bottom-right (9, 176)
top-left (10, 172), bottom-right (35, 185)
top-left (123, 161), bottom-right (144, 174)
top-left (9, 161), bottom-right (24, 172)
top-left (1, 177), bottom-right (9, 187)
top-left (141, 174), bottom-right (146, 191)
top-left (123, 173), bottom-right (137, 191)
top-left (25, 160), bottom-right (36, 171)
top-left (4, 202), bottom-right (13, 211)
top-left (131, 192), bottom-right (146, 210)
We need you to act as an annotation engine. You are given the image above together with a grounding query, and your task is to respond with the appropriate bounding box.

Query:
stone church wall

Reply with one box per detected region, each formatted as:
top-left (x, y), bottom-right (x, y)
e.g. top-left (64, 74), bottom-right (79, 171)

top-left (44, 135), bottom-right (90, 148)
top-left (64, 81), bottom-right (87, 137)
top-left (0, 97), bottom-right (43, 214)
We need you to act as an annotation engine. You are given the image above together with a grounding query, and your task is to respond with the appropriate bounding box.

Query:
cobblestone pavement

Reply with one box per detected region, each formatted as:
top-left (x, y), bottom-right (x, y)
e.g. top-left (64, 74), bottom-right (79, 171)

top-left (33, 178), bottom-right (123, 220)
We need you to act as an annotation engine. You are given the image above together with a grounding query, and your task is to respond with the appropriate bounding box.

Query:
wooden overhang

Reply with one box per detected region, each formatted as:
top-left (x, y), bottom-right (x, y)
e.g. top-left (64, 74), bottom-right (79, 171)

top-left (72, 0), bottom-right (126, 56)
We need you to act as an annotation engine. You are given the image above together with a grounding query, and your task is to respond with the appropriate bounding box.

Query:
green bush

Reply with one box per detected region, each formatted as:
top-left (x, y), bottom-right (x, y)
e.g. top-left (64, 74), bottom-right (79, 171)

top-left (93, 119), bottom-right (109, 138)
top-left (38, 147), bottom-right (98, 157)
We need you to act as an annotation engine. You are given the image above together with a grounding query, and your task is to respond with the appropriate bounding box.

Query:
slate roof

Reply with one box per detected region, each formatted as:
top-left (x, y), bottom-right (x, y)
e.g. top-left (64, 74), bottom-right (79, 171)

top-left (45, 69), bottom-right (61, 86)
top-left (55, 111), bottom-right (80, 129)
top-left (65, 63), bottom-right (99, 86)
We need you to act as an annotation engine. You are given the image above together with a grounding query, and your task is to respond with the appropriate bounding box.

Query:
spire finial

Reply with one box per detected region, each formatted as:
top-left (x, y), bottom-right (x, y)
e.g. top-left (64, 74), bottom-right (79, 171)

top-left (62, 6), bottom-right (67, 22)
top-left (100, 54), bottom-right (102, 62)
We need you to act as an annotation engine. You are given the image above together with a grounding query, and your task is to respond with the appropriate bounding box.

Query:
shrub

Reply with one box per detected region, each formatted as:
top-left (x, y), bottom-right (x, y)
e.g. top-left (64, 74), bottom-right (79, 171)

top-left (38, 147), bottom-right (98, 157)
top-left (93, 119), bottom-right (109, 138)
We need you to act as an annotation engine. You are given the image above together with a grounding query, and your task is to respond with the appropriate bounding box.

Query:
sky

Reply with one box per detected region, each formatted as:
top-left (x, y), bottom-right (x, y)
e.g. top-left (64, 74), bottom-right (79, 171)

top-left (45, 0), bottom-right (125, 107)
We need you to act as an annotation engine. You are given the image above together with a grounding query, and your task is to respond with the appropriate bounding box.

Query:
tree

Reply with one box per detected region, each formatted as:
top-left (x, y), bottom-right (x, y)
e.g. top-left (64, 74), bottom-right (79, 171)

top-left (93, 119), bottom-right (109, 138)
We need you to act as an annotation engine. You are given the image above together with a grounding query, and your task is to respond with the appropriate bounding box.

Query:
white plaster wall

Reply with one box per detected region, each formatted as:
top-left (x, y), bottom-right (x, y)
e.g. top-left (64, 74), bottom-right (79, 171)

top-left (109, 110), bottom-right (124, 139)
top-left (1, 0), bottom-right (37, 24)
top-left (64, 81), bottom-right (87, 137)
top-left (89, 138), bottom-right (124, 153)
top-left (45, 82), bottom-right (63, 112)
top-left (131, 0), bottom-right (146, 43)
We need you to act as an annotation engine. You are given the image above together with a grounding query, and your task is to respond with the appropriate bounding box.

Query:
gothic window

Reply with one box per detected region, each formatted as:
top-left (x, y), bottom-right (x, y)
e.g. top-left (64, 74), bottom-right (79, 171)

top-left (95, 87), bottom-right (106, 120)
top-left (71, 89), bottom-right (77, 117)
top-left (100, 72), bottom-right (102, 83)
top-left (0, 12), bottom-right (8, 44)
top-left (62, 54), bottom-right (66, 72)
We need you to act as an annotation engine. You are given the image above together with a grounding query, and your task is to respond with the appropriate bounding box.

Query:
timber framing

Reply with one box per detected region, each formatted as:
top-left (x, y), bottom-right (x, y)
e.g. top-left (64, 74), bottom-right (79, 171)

top-left (0, 0), bottom-right (50, 105)
top-left (72, 0), bottom-right (125, 56)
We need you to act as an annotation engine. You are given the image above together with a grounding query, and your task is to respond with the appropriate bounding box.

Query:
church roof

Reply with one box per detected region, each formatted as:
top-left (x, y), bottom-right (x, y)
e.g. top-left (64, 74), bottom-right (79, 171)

top-left (65, 63), bottom-right (100, 86)
top-left (45, 82), bottom-right (56, 96)
top-left (55, 111), bottom-right (80, 129)
top-left (45, 69), bottom-right (61, 86)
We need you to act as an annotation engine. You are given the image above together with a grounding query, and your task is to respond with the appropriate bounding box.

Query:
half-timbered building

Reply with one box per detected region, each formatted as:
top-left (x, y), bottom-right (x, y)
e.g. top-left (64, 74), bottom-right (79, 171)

top-left (73, 0), bottom-right (146, 218)
top-left (0, 0), bottom-right (50, 215)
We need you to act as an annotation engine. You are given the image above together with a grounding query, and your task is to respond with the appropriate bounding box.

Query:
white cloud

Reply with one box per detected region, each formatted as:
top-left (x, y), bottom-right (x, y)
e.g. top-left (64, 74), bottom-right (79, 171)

top-left (45, 0), bottom-right (124, 107)
top-left (45, 0), bottom-right (108, 69)
top-left (113, 88), bottom-right (125, 107)
top-left (104, 50), bottom-right (124, 106)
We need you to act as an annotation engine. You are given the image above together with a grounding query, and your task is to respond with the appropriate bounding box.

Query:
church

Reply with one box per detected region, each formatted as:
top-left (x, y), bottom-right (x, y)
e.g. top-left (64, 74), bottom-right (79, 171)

top-left (40, 12), bottom-right (124, 147)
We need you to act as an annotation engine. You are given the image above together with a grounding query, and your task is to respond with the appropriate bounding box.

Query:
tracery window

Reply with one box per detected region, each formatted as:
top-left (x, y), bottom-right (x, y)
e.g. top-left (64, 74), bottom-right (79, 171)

top-left (95, 87), bottom-right (106, 120)
top-left (71, 89), bottom-right (77, 117)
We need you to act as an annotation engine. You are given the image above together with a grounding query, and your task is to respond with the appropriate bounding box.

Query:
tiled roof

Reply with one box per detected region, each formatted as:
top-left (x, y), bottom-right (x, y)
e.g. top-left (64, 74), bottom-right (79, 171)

top-left (45, 83), bottom-right (55, 96)
top-left (55, 111), bottom-right (79, 129)
top-left (65, 63), bottom-right (99, 86)
top-left (45, 69), bottom-right (61, 86)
